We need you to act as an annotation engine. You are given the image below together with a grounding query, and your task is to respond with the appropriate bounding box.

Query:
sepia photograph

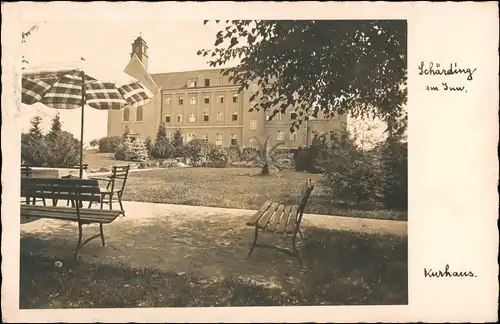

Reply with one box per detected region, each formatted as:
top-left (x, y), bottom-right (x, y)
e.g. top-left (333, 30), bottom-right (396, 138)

top-left (3, 2), bottom-right (499, 323)
top-left (17, 18), bottom-right (408, 309)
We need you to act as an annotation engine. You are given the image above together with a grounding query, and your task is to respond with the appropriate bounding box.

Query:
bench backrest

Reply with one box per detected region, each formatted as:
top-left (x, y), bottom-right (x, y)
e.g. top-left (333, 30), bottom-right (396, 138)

top-left (295, 179), bottom-right (315, 233)
top-left (21, 178), bottom-right (101, 203)
top-left (108, 165), bottom-right (130, 193)
top-left (65, 164), bottom-right (89, 171)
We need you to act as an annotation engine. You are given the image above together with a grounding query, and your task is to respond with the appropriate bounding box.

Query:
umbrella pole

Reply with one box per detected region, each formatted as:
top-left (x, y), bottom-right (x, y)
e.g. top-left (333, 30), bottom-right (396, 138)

top-left (79, 71), bottom-right (86, 179)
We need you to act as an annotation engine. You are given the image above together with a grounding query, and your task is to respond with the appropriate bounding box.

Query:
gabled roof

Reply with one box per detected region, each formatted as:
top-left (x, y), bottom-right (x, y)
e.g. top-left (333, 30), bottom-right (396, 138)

top-left (150, 68), bottom-right (226, 91)
top-left (124, 53), bottom-right (158, 92)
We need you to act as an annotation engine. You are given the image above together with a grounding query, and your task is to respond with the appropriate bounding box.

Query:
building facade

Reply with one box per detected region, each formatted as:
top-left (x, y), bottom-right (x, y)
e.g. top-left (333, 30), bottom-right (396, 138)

top-left (107, 37), bottom-right (347, 149)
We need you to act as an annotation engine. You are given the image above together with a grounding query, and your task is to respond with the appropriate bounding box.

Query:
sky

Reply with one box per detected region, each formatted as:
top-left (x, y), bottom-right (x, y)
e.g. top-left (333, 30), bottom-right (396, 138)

top-left (19, 19), bottom-right (229, 144)
top-left (19, 17), bottom-right (388, 146)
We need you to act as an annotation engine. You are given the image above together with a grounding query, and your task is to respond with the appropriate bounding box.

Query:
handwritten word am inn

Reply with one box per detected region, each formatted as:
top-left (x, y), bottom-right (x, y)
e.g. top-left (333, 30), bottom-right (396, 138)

top-left (418, 62), bottom-right (477, 81)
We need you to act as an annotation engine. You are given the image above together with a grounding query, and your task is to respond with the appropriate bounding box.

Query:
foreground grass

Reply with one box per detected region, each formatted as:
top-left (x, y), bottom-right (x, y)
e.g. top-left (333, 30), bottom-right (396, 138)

top-left (20, 228), bottom-right (407, 308)
top-left (121, 168), bottom-right (407, 221)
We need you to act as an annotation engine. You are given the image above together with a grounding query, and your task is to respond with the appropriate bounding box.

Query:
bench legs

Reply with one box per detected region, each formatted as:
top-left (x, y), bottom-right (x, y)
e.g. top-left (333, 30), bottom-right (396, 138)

top-left (247, 226), bottom-right (303, 267)
top-left (74, 222), bottom-right (106, 260)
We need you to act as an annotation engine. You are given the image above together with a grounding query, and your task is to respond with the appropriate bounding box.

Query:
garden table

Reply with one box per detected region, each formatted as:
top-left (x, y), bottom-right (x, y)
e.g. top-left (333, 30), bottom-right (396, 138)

top-left (26, 167), bottom-right (89, 207)
top-left (30, 167), bottom-right (89, 179)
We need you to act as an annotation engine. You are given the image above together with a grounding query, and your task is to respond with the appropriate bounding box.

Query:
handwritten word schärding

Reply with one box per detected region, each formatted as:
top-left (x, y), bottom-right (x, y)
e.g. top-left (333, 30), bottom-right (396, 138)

top-left (418, 62), bottom-right (477, 81)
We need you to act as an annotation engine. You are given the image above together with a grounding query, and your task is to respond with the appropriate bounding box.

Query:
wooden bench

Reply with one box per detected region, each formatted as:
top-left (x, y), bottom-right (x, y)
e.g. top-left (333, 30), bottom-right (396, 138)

top-left (246, 179), bottom-right (314, 265)
top-left (21, 178), bottom-right (124, 259)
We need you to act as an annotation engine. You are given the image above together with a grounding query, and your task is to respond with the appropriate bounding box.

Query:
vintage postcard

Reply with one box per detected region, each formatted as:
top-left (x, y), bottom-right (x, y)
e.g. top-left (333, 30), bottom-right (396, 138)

top-left (2, 2), bottom-right (498, 323)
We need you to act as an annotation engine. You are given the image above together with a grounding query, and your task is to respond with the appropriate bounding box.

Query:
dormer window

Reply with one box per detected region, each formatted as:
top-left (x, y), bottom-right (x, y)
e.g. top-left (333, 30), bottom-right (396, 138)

top-left (188, 80), bottom-right (197, 88)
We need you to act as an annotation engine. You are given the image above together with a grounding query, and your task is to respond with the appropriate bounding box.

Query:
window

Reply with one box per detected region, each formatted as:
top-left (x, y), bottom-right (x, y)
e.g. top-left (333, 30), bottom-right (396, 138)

top-left (216, 112), bottom-right (224, 121)
top-left (290, 112), bottom-right (298, 120)
top-left (249, 119), bottom-right (257, 130)
top-left (250, 83), bottom-right (258, 93)
top-left (216, 134), bottom-right (223, 146)
top-left (188, 80), bottom-right (197, 88)
top-left (189, 113), bottom-right (195, 123)
top-left (204, 96), bottom-right (210, 104)
top-left (165, 115), bottom-right (171, 123)
top-left (249, 138), bottom-right (257, 148)
top-left (165, 97), bottom-right (171, 105)
top-left (266, 112), bottom-right (270, 121)
top-left (177, 114), bottom-right (182, 123)
top-left (201, 134), bottom-right (209, 142)
top-left (277, 131), bottom-right (284, 141)
top-left (276, 112), bottom-right (283, 120)
top-left (203, 112), bottom-right (209, 122)
top-left (190, 95), bottom-right (196, 105)
top-left (136, 106), bottom-right (143, 122)
top-left (177, 97), bottom-right (184, 105)
top-left (122, 107), bottom-right (130, 122)
top-left (232, 94), bottom-right (239, 103)
top-left (231, 134), bottom-right (238, 146)
top-left (290, 131), bottom-right (297, 141)
top-left (217, 96), bottom-right (224, 104)
top-left (204, 78), bottom-right (210, 87)
top-left (232, 113), bottom-right (238, 121)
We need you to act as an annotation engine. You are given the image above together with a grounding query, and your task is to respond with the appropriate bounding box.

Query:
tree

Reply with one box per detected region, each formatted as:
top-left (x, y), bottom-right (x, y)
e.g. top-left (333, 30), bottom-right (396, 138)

top-left (199, 20), bottom-right (407, 133)
top-left (252, 134), bottom-right (285, 175)
top-left (46, 113), bottom-right (62, 142)
top-left (89, 138), bottom-right (99, 148)
top-left (172, 129), bottom-right (183, 147)
top-left (28, 116), bottom-right (44, 140)
top-left (153, 122), bottom-right (174, 159)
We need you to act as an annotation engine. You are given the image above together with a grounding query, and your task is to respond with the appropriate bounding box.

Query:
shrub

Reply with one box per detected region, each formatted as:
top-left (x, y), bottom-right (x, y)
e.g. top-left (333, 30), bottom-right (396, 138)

top-left (379, 138), bottom-right (408, 210)
top-left (241, 147), bottom-right (259, 162)
top-left (205, 147), bottom-right (229, 168)
top-left (98, 136), bottom-right (123, 153)
top-left (144, 137), bottom-right (154, 155)
top-left (294, 132), bottom-right (328, 173)
top-left (322, 147), bottom-right (382, 205)
top-left (159, 159), bottom-right (179, 168)
top-left (182, 139), bottom-right (213, 167)
top-left (114, 143), bottom-right (127, 161)
top-left (226, 145), bottom-right (242, 162)
top-left (89, 138), bottom-right (99, 149)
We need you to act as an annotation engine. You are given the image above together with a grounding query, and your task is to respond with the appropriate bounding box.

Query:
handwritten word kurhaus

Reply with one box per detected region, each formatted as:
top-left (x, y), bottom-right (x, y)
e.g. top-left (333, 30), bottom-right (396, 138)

top-left (424, 264), bottom-right (476, 278)
top-left (418, 62), bottom-right (477, 81)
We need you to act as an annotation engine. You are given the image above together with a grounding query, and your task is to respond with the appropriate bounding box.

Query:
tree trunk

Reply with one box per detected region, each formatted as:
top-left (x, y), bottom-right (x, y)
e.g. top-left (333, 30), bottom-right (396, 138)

top-left (261, 163), bottom-right (270, 175)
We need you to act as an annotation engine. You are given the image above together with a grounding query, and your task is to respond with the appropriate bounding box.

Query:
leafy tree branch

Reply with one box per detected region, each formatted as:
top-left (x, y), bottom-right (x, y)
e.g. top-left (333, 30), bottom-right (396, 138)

top-left (199, 20), bottom-right (407, 133)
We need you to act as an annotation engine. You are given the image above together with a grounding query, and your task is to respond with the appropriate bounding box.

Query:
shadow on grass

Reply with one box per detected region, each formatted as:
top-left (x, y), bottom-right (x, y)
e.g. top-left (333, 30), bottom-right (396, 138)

top-left (20, 227), bottom-right (407, 308)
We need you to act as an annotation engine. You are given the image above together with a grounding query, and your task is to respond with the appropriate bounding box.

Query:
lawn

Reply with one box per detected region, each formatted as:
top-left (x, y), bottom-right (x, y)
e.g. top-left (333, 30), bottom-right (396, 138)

top-left (122, 168), bottom-right (407, 221)
top-left (83, 152), bottom-right (407, 220)
top-left (20, 227), bottom-right (408, 308)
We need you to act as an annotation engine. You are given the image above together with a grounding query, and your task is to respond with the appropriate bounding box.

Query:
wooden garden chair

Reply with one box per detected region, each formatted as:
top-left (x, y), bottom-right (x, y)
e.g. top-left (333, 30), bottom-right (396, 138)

top-left (245, 179), bottom-right (315, 266)
top-left (89, 165), bottom-right (130, 214)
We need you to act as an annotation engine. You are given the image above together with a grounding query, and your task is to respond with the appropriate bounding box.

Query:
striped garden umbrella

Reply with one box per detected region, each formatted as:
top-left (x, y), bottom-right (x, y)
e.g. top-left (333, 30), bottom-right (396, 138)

top-left (22, 66), bottom-right (153, 178)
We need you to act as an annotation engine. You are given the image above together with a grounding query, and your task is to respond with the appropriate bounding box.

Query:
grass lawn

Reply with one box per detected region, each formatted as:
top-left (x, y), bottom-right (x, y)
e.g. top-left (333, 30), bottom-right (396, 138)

top-left (83, 152), bottom-right (407, 220)
top-left (20, 227), bottom-right (407, 308)
top-left (122, 168), bottom-right (407, 221)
